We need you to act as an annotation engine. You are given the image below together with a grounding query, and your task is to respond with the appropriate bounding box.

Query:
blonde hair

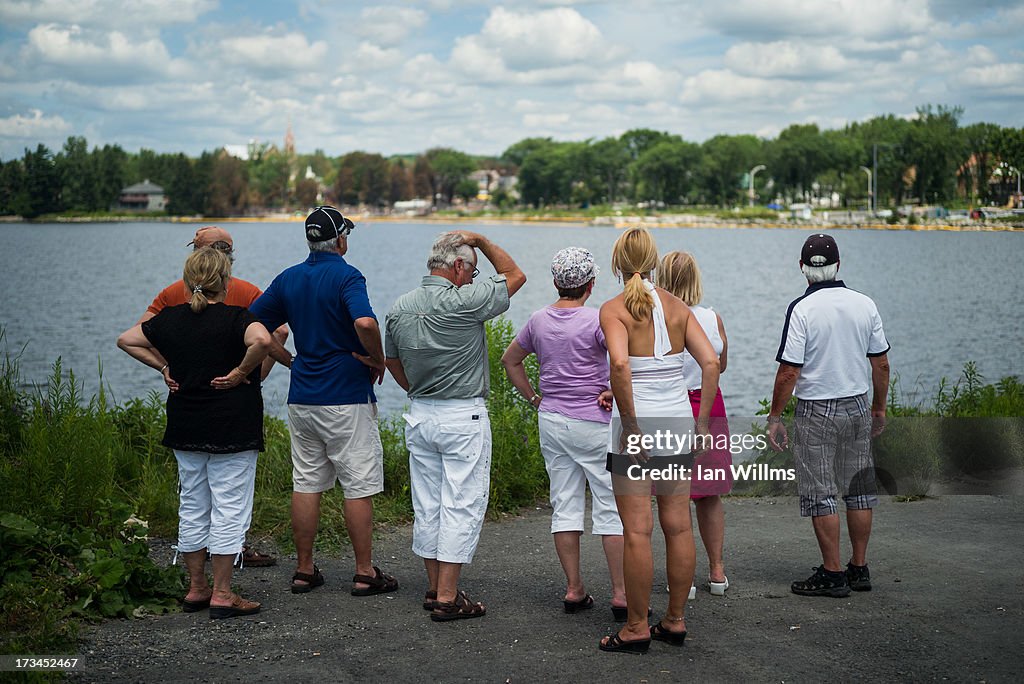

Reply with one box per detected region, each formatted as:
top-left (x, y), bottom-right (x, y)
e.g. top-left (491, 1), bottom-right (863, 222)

top-left (658, 251), bottom-right (703, 306)
top-left (611, 227), bottom-right (659, 320)
top-left (183, 247), bottom-right (231, 313)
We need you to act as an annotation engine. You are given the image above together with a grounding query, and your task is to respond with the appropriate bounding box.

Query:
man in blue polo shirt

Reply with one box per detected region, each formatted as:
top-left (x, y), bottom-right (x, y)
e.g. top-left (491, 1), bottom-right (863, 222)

top-left (767, 233), bottom-right (890, 598)
top-left (251, 206), bottom-right (398, 598)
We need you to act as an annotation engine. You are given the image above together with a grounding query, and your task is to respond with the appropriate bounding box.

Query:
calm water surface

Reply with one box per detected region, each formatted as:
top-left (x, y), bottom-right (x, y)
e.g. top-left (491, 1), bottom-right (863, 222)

top-left (0, 221), bottom-right (1021, 418)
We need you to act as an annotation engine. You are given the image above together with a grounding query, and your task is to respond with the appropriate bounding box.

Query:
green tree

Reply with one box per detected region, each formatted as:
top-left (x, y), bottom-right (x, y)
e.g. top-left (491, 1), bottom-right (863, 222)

top-left (425, 148), bottom-right (475, 205)
top-left (56, 136), bottom-right (99, 211)
top-left (620, 128), bottom-right (672, 161)
top-left (12, 145), bottom-right (61, 218)
top-left (591, 136), bottom-right (631, 204)
top-left (206, 151), bottom-right (248, 216)
top-left (905, 104), bottom-right (963, 204)
top-left (700, 134), bottom-right (763, 206)
top-left (632, 137), bottom-right (701, 205)
top-left (959, 122), bottom-right (1001, 204)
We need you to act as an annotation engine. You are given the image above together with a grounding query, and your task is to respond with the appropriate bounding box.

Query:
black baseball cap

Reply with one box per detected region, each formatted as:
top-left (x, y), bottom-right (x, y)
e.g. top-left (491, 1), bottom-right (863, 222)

top-left (801, 233), bottom-right (839, 266)
top-left (305, 206), bottom-right (355, 242)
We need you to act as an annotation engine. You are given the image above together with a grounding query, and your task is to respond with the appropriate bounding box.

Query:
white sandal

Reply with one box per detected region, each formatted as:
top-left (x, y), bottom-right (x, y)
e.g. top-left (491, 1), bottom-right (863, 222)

top-left (708, 575), bottom-right (730, 596)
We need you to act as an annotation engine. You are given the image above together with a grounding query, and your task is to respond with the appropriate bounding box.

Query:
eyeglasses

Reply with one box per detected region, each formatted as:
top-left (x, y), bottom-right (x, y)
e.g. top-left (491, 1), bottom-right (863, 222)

top-left (460, 259), bottom-right (479, 279)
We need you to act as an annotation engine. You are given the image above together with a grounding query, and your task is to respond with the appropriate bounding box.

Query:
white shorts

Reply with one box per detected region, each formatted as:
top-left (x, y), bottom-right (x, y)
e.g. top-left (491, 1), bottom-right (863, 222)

top-left (174, 449), bottom-right (258, 556)
top-left (538, 412), bottom-right (623, 536)
top-left (288, 403), bottom-right (384, 498)
top-left (404, 398), bottom-right (491, 564)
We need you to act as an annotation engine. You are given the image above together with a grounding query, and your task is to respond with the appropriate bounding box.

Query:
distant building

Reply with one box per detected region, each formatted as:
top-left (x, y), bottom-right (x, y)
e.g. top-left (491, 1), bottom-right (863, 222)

top-left (118, 180), bottom-right (166, 212)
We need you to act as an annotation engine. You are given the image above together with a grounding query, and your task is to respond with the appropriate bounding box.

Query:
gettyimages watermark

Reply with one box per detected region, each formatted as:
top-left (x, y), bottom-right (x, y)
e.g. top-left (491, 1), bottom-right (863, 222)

top-left (605, 415), bottom-right (1024, 497)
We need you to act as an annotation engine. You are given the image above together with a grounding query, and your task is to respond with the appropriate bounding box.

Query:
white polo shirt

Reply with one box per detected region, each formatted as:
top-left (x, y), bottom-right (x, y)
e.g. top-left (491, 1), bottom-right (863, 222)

top-left (776, 280), bottom-right (890, 401)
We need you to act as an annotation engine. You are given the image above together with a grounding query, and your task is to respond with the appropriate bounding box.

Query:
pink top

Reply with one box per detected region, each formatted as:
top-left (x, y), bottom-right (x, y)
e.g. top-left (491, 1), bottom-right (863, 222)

top-left (515, 306), bottom-right (611, 424)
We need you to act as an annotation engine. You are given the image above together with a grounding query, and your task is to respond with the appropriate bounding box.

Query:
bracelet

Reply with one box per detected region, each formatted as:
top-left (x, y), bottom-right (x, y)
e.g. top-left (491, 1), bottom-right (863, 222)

top-left (159, 364), bottom-right (168, 374)
top-left (767, 415), bottom-right (783, 424)
top-left (529, 394), bottom-right (541, 406)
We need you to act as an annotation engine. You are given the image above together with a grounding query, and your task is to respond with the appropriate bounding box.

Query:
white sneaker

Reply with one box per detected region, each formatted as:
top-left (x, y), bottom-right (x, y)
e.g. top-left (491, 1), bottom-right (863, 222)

top-left (708, 576), bottom-right (730, 596)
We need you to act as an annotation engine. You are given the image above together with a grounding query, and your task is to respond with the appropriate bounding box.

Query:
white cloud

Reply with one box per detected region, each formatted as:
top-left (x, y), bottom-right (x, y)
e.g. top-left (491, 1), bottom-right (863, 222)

top-left (0, 0), bottom-right (215, 29)
top-left (215, 32), bottom-right (330, 72)
top-left (0, 109), bottom-right (70, 138)
top-left (358, 6), bottom-right (429, 46)
top-left (680, 69), bottom-right (790, 106)
top-left (23, 24), bottom-right (172, 79)
top-left (725, 41), bottom-right (852, 78)
top-left (450, 6), bottom-right (613, 80)
top-left (575, 61), bottom-right (681, 102)
top-left (705, 0), bottom-right (936, 41)
top-left (954, 62), bottom-right (1024, 94)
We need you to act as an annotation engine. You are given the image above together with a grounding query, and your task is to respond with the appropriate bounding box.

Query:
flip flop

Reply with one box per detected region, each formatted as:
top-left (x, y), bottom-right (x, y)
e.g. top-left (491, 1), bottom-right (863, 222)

top-left (291, 565), bottom-right (325, 594)
top-left (351, 566), bottom-right (399, 596)
top-left (563, 594), bottom-right (594, 614)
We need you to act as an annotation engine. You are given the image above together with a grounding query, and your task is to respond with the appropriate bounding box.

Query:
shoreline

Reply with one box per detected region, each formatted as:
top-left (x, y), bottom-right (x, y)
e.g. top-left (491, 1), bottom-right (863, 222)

top-left (2, 213), bottom-right (1021, 232)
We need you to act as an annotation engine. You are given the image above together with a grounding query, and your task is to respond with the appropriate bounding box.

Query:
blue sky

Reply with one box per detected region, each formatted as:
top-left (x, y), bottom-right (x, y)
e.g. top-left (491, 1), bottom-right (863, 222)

top-left (0, 0), bottom-right (1021, 160)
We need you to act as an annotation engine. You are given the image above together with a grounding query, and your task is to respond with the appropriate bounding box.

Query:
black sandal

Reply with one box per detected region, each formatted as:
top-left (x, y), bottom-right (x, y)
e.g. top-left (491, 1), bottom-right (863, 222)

top-left (651, 622), bottom-right (687, 646)
top-left (598, 632), bottom-right (651, 654)
top-left (423, 590), bottom-right (439, 611)
top-left (351, 566), bottom-right (399, 596)
top-left (291, 565), bottom-right (325, 594)
top-left (563, 594), bottom-right (594, 613)
top-left (430, 590), bottom-right (486, 621)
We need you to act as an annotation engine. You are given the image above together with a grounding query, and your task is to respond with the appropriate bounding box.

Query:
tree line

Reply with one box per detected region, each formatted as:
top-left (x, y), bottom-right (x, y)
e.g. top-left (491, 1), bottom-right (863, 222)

top-left (1, 105), bottom-right (1021, 219)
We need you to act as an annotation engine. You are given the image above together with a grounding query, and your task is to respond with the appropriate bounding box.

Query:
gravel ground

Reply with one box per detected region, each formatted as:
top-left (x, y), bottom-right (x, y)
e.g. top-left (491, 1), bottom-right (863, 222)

top-left (70, 495), bottom-right (1024, 683)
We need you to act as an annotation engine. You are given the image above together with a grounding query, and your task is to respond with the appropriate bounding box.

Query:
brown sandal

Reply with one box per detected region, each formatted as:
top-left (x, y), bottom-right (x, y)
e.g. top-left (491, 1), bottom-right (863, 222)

top-left (430, 590), bottom-right (486, 622)
top-left (423, 590), bottom-right (439, 611)
top-left (209, 593), bottom-right (261, 620)
top-left (351, 566), bottom-right (399, 596)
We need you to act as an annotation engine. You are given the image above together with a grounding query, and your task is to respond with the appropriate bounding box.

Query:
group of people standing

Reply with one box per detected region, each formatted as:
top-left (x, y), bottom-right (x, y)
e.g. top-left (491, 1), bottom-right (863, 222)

top-left (117, 211), bottom-right (890, 655)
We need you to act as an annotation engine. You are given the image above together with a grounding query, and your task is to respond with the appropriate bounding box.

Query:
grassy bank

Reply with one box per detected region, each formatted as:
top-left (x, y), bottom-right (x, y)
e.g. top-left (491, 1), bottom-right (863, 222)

top-left (0, 319), bottom-right (544, 656)
top-left (736, 362), bottom-right (1024, 498)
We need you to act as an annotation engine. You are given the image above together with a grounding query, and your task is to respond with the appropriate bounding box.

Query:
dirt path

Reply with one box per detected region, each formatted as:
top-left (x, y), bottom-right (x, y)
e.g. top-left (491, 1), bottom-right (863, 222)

top-left (71, 495), bottom-right (1023, 683)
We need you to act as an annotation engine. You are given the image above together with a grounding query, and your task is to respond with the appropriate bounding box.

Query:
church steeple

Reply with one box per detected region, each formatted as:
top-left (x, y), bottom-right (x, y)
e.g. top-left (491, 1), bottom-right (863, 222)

top-left (284, 118), bottom-right (295, 156)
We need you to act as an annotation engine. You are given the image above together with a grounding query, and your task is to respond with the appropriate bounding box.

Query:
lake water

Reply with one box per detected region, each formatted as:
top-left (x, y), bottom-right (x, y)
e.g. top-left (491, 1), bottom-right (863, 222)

top-left (0, 221), bottom-right (1021, 419)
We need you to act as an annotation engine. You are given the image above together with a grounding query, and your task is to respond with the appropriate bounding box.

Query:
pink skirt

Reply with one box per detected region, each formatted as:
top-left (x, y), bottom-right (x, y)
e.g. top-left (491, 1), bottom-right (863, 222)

top-left (688, 387), bottom-right (732, 498)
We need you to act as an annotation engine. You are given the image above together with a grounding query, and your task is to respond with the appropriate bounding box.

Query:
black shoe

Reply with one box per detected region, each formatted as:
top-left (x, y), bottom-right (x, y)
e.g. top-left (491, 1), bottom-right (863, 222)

top-left (791, 566), bottom-right (851, 597)
top-left (846, 562), bottom-right (872, 591)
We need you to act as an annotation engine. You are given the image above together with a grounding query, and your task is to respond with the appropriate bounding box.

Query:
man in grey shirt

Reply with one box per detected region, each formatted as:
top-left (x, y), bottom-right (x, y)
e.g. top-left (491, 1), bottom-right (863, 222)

top-left (385, 230), bottom-right (526, 621)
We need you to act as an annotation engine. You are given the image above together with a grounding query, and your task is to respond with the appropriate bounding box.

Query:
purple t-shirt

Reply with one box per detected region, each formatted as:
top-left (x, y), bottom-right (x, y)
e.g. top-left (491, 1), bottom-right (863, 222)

top-left (515, 305), bottom-right (611, 424)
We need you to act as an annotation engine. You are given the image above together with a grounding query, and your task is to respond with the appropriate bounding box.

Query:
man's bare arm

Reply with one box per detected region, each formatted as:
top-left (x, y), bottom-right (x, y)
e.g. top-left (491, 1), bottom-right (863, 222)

top-left (459, 231), bottom-right (526, 296)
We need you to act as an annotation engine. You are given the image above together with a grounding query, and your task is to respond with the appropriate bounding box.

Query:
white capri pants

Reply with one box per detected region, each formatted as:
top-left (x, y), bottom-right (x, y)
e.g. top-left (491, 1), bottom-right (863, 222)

top-left (404, 397), bottom-right (492, 564)
top-left (174, 449), bottom-right (258, 556)
top-left (538, 411), bottom-right (623, 536)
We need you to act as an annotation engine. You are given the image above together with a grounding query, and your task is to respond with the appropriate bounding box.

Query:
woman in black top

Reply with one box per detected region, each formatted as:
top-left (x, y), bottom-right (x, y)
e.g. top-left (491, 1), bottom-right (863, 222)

top-left (118, 247), bottom-right (271, 619)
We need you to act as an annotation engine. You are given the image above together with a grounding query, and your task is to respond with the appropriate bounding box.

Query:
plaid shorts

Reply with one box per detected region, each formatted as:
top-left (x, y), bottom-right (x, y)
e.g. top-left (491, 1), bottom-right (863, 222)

top-left (793, 394), bottom-right (878, 517)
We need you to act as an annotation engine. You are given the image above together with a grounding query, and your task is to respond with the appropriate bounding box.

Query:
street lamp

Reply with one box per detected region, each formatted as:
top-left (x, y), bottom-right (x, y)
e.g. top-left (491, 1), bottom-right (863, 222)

top-left (749, 164), bottom-right (766, 207)
top-left (859, 166), bottom-right (873, 213)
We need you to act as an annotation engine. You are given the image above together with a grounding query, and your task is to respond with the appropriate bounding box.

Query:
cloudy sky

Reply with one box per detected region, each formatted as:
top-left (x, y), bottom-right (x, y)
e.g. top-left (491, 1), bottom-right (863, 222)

top-left (0, 0), bottom-right (1021, 160)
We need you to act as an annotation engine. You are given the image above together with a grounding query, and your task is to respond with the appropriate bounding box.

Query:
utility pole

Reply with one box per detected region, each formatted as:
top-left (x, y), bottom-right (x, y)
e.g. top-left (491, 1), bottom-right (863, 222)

top-left (860, 166), bottom-right (872, 213)
top-left (749, 164), bottom-right (766, 207)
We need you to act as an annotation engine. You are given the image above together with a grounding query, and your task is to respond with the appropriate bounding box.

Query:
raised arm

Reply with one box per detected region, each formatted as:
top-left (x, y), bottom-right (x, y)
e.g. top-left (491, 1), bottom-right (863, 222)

top-left (459, 231), bottom-right (527, 296)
